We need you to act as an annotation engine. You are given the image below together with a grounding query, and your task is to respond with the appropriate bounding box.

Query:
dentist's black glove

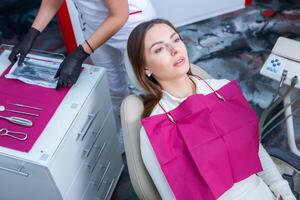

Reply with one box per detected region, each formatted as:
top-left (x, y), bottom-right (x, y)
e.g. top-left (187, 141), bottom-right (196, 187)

top-left (55, 45), bottom-right (89, 89)
top-left (8, 27), bottom-right (41, 65)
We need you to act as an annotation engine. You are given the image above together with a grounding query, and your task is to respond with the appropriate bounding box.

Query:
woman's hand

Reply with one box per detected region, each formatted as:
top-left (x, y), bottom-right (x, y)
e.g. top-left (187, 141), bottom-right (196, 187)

top-left (8, 27), bottom-right (40, 65)
top-left (55, 45), bottom-right (89, 89)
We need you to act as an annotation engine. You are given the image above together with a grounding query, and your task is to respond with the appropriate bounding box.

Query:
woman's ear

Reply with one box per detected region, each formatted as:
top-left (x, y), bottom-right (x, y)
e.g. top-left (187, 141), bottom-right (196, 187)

top-left (145, 68), bottom-right (152, 77)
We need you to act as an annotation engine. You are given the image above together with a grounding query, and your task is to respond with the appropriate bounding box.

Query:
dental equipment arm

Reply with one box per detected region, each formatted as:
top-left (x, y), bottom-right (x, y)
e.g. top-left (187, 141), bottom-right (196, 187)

top-left (260, 37), bottom-right (300, 156)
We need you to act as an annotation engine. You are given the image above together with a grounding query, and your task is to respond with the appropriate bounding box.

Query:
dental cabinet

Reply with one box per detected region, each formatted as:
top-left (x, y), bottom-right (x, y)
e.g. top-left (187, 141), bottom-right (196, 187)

top-left (0, 48), bottom-right (124, 200)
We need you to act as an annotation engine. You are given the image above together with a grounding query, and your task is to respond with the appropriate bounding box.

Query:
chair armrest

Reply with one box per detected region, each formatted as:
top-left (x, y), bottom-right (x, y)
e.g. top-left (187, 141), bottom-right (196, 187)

top-left (268, 147), bottom-right (300, 173)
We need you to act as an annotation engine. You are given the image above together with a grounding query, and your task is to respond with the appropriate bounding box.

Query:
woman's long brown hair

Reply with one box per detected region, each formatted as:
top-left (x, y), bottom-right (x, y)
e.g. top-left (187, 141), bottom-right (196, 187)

top-left (127, 19), bottom-right (192, 117)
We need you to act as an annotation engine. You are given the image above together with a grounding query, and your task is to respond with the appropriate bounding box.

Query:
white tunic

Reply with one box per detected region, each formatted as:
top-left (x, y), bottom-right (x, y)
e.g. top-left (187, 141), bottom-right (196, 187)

top-left (140, 77), bottom-right (296, 200)
top-left (73, 0), bottom-right (156, 49)
top-left (71, 0), bottom-right (156, 115)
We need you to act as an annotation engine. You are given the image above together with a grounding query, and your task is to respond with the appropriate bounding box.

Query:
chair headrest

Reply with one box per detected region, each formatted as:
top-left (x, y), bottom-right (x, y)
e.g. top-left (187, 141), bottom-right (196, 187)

top-left (124, 51), bottom-right (148, 94)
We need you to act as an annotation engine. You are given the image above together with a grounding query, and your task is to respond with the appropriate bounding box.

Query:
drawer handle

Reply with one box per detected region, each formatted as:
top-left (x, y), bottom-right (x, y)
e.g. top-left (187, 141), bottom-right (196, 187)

top-left (81, 112), bottom-right (99, 141)
top-left (83, 124), bottom-right (105, 158)
top-left (76, 111), bottom-right (99, 141)
top-left (89, 142), bottom-right (107, 173)
top-left (102, 178), bottom-right (115, 200)
top-left (96, 161), bottom-right (111, 191)
top-left (0, 165), bottom-right (29, 177)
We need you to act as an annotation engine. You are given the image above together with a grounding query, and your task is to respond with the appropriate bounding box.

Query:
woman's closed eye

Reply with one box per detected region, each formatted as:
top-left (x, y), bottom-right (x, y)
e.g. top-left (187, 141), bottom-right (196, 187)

top-left (173, 37), bottom-right (181, 43)
top-left (154, 47), bottom-right (164, 54)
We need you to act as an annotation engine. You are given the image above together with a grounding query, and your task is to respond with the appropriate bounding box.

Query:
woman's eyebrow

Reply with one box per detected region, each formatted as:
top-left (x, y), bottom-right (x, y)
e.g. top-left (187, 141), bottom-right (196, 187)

top-left (149, 32), bottom-right (178, 49)
top-left (150, 41), bottom-right (163, 49)
top-left (170, 32), bottom-right (177, 39)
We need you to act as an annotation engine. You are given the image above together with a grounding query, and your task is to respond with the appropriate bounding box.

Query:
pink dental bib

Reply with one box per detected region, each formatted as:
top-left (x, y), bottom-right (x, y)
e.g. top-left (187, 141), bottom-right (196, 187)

top-left (142, 80), bottom-right (263, 200)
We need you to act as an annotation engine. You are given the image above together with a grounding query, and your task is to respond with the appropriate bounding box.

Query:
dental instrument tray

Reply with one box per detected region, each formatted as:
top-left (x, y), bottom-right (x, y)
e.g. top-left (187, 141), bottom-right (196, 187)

top-left (0, 44), bottom-right (65, 88)
top-left (0, 44), bottom-right (70, 152)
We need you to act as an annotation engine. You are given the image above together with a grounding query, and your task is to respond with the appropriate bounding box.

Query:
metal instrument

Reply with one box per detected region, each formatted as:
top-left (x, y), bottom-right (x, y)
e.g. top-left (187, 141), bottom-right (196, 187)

top-left (0, 106), bottom-right (39, 117)
top-left (0, 128), bottom-right (28, 141)
top-left (8, 102), bottom-right (43, 111)
top-left (0, 115), bottom-right (33, 127)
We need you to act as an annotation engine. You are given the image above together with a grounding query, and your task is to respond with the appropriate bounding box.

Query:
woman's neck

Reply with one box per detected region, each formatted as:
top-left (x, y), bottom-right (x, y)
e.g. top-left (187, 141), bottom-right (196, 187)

top-left (160, 75), bottom-right (196, 99)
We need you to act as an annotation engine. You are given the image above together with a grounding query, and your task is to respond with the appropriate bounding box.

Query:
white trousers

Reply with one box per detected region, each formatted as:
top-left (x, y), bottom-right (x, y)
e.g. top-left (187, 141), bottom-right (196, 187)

top-left (85, 36), bottom-right (128, 116)
top-left (219, 175), bottom-right (276, 200)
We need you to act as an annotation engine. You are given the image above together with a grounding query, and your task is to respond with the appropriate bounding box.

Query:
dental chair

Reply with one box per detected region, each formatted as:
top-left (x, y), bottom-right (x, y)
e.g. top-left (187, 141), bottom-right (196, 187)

top-left (121, 52), bottom-right (213, 199)
top-left (121, 52), bottom-right (300, 199)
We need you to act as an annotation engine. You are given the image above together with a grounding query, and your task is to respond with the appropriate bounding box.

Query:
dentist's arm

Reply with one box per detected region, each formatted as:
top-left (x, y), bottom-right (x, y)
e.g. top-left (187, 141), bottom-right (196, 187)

top-left (81, 0), bottom-right (129, 54)
top-left (8, 0), bottom-right (63, 65)
top-left (55, 0), bottom-right (129, 88)
top-left (32, 0), bottom-right (63, 32)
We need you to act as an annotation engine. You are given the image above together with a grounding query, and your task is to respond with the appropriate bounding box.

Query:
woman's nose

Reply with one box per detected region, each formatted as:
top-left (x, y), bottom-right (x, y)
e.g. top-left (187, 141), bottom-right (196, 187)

top-left (166, 44), bottom-right (177, 56)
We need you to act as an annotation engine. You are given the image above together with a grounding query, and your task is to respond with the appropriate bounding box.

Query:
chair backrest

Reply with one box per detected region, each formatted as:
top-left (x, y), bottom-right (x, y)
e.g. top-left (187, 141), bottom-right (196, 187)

top-left (121, 54), bottom-right (213, 199)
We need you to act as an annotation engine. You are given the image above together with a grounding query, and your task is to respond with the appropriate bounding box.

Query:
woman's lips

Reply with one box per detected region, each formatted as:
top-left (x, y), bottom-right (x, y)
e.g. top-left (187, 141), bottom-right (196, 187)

top-left (173, 57), bottom-right (185, 67)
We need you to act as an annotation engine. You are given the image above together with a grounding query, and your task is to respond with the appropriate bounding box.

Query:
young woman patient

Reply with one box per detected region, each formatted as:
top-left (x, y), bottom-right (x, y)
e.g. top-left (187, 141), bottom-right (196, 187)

top-left (127, 19), bottom-right (296, 200)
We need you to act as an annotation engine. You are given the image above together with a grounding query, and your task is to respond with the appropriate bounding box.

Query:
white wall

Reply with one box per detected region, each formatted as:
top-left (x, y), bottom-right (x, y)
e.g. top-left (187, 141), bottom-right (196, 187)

top-left (150, 0), bottom-right (246, 27)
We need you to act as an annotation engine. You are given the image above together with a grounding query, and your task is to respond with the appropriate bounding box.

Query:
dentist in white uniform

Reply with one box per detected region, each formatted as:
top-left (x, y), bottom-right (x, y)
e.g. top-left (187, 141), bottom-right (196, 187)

top-left (9, 0), bottom-right (156, 120)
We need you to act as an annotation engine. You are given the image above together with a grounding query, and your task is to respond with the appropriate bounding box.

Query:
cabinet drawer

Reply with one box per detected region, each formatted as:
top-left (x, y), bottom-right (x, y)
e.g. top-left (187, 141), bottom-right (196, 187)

top-left (0, 156), bottom-right (61, 200)
top-left (49, 76), bottom-right (112, 197)
top-left (82, 151), bottom-right (123, 200)
top-left (64, 109), bottom-right (119, 200)
top-left (81, 104), bottom-right (111, 165)
top-left (97, 152), bottom-right (123, 200)
top-left (87, 110), bottom-right (117, 175)
top-left (66, 138), bottom-right (113, 200)
top-left (76, 76), bottom-right (111, 143)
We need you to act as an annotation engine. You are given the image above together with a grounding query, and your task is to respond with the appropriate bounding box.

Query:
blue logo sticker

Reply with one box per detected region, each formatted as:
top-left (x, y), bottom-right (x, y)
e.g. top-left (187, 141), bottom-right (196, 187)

top-left (266, 58), bottom-right (281, 73)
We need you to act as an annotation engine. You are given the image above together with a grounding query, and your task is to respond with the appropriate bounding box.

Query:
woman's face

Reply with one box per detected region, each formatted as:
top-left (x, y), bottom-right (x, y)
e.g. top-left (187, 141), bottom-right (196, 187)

top-left (143, 23), bottom-right (190, 82)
